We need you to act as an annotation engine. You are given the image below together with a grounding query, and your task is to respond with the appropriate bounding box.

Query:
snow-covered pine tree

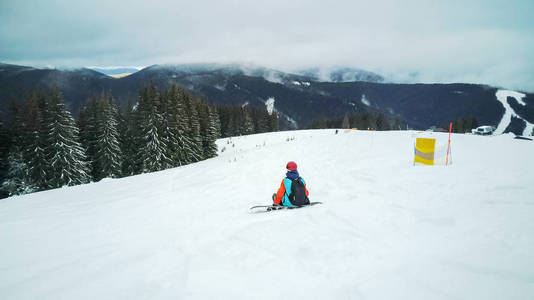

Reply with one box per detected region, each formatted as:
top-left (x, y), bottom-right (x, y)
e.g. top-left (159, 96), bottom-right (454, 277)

top-left (197, 103), bottom-right (213, 159)
top-left (211, 106), bottom-right (222, 139)
top-left (184, 94), bottom-right (203, 162)
top-left (24, 93), bottom-right (49, 190)
top-left (136, 84), bottom-right (171, 173)
top-left (26, 128), bottom-right (48, 190)
top-left (1, 98), bottom-right (37, 195)
top-left (1, 147), bottom-right (36, 196)
top-left (78, 96), bottom-right (100, 179)
top-left (242, 108), bottom-right (255, 135)
top-left (164, 85), bottom-right (191, 166)
top-left (120, 100), bottom-right (141, 176)
top-left (197, 102), bottom-right (209, 157)
top-left (94, 94), bottom-right (123, 180)
top-left (158, 87), bottom-right (181, 170)
top-left (45, 87), bottom-right (91, 188)
top-left (203, 106), bottom-right (219, 158)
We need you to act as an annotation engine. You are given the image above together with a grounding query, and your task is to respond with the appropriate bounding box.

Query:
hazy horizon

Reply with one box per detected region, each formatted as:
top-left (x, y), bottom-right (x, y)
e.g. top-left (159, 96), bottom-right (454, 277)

top-left (1, 0), bottom-right (533, 91)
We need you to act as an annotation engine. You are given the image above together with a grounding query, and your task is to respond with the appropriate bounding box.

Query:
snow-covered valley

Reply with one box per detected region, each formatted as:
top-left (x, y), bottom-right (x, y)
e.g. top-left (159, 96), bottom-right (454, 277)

top-left (1, 130), bottom-right (533, 299)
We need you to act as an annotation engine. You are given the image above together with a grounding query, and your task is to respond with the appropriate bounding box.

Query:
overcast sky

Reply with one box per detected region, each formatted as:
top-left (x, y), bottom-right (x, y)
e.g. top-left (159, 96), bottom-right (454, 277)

top-left (1, 0), bottom-right (533, 91)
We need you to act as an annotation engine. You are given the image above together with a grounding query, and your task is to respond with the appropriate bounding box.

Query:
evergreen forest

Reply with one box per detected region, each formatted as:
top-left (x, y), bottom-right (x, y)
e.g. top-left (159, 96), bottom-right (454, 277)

top-left (0, 84), bottom-right (279, 198)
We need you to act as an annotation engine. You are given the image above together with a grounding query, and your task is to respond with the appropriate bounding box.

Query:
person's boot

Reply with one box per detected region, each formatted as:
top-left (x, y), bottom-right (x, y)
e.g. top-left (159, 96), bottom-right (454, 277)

top-left (270, 193), bottom-right (281, 210)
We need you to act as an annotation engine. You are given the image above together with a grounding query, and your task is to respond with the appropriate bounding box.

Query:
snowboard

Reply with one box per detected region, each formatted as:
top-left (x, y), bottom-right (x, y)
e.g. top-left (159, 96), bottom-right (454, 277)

top-left (250, 201), bottom-right (323, 212)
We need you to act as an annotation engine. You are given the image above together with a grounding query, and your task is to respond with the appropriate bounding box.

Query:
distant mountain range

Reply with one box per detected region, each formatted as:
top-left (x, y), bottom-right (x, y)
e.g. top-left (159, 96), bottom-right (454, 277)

top-left (1, 62), bottom-right (533, 134)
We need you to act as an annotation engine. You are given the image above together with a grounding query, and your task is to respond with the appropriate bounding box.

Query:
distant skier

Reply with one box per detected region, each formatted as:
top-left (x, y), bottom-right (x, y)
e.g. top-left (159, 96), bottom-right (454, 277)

top-left (272, 161), bottom-right (310, 207)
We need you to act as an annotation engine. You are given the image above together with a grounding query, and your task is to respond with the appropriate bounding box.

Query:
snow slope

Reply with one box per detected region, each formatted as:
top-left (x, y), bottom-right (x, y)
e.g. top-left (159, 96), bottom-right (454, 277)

top-left (495, 90), bottom-right (534, 136)
top-left (1, 130), bottom-right (533, 300)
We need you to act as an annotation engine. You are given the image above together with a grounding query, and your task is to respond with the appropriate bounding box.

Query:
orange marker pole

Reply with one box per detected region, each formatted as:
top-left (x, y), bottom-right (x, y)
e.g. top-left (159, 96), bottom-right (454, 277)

top-left (446, 122), bottom-right (452, 165)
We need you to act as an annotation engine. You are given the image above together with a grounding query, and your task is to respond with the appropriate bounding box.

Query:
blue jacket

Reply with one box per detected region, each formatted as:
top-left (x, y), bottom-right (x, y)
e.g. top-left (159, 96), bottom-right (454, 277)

top-left (274, 170), bottom-right (309, 207)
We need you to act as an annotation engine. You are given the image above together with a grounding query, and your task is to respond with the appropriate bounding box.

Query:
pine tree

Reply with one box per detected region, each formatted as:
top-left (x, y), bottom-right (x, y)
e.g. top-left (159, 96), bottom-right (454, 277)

top-left (24, 92), bottom-right (49, 190)
top-left (197, 102), bottom-right (210, 158)
top-left (1, 148), bottom-right (36, 196)
top-left (136, 84), bottom-right (171, 172)
top-left (217, 106), bottom-right (232, 138)
top-left (165, 85), bottom-right (194, 166)
top-left (1, 95), bottom-right (42, 195)
top-left (202, 106), bottom-right (219, 158)
top-left (78, 96), bottom-right (100, 179)
top-left (211, 106), bottom-right (222, 138)
top-left (120, 100), bottom-right (141, 176)
top-left (45, 87), bottom-right (91, 188)
top-left (26, 129), bottom-right (48, 190)
top-left (376, 114), bottom-right (386, 130)
top-left (269, 112), bottom-right (280, 132)
top-left (159, 86), bottom-right (185, 168)
top-left (467, 117), bottom-right (478, 133)
top-left (342, 113), bottom-right (350, 129)
top-left (242, 108), bottom-right (255, 135)
top-left (7, 101), bottom-right (28, 154)
top-left (223, 113), bottom-right (235, 137)
top-left (93, 94), bottom-right (123, 180)
top-left (184, 94), bottom-right (203, 162)
top-left (454, 118), bottom-right (465, 133)
top-left (256, 110), bottom-right (270, 133)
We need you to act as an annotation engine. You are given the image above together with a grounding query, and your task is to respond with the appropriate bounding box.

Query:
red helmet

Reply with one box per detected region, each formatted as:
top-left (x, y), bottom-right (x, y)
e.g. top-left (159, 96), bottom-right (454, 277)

top-left (286, 161), bottom-right (297, 171)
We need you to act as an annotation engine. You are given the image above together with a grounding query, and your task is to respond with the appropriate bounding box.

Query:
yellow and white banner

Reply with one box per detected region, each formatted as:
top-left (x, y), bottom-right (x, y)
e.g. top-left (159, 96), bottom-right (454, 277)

top-left (413, 135), bottom-right (452, 166)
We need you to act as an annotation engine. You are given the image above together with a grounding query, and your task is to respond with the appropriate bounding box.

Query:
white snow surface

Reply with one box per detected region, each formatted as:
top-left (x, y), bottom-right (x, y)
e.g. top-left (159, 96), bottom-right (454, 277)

top-left (265, 97), bottom-right (275, 115)
top-left (495, 90), bottom-right (534, 136)
top-left (1, 130), bottom-right (533, 300)
top-left (361, 94), bottom-right (371, 106)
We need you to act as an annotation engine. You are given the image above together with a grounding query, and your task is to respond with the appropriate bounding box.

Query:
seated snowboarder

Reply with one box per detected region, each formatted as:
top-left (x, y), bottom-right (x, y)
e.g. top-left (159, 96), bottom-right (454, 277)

top-left (272, 161), bottom-right (310, 207)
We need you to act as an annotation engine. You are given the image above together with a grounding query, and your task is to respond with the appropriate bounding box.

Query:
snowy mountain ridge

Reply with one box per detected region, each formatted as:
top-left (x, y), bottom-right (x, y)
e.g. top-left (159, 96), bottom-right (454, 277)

top-left (2, 62), bottom-right (534, 132)
top-left (0, 129), bottom-right (533, 299)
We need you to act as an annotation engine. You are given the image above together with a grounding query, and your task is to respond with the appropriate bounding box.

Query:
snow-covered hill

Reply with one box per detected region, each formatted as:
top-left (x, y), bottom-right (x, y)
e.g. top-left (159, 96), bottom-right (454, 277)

top-left (1, 130), bottom-right (533, 299)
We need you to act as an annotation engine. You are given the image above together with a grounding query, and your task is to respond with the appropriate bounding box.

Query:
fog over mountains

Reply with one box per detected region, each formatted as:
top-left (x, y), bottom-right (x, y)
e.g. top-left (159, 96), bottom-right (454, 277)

top-left (1, 62), bottom-right (533, 134)
top-left (89, 67), bottom-right (141, 77)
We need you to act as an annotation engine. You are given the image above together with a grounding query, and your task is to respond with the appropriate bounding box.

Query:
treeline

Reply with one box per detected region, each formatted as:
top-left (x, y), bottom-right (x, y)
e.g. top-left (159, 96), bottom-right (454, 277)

top-left (307, 112), bottom-right (405, 130)
top-left (217, 105), bottom-right (279, 137)
top-left (0, 84), bottom-right (278, 198)
top-left (445, 117), bottom-right (479, 133)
